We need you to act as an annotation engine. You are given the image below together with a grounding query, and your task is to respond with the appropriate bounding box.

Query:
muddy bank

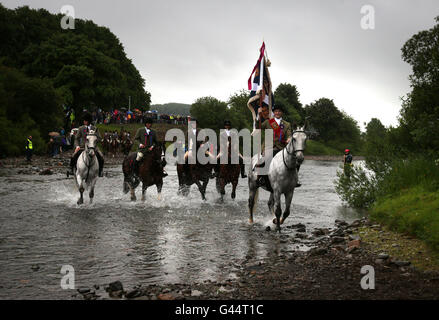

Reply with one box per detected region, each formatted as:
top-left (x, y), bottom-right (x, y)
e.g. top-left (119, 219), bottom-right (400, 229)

top-left (74, 219), bottom-right (439, 300)
top-left (305, 155), bottom-right (365, 161)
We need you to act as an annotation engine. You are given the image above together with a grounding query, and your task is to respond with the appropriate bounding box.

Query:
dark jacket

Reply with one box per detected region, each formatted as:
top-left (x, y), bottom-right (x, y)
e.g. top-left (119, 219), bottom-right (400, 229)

top-left (134, 127), bottom-right (158, 150)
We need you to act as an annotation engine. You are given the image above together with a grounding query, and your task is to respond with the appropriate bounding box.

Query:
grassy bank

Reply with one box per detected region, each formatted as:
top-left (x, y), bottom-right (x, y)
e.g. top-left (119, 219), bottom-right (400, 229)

top-left (305, 140), bottom-right (341, 156)
top-left (371, 186), bottom-right (439, 251)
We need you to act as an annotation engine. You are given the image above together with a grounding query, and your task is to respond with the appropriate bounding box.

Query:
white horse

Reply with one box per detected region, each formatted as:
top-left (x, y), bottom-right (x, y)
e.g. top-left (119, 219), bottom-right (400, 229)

top-left (248, 126), bottom-right (308, 231)
top-left (74, 131), bottom-right (99, 205)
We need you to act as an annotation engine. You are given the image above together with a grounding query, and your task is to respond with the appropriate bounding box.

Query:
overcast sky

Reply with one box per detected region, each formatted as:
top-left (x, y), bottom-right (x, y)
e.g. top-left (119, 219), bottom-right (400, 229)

top-left (3, 0), bottom-right (438, 129)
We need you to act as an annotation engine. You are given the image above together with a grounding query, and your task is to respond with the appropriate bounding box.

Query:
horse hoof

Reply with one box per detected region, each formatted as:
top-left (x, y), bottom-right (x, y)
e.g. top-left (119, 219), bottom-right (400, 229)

top-left (157, 194), bottom-right (162, 201)
top-left (231, 193), bottom-right (236, 199)
top-left (249, 218), bottom-right (254, 224)
top-left (273, 218), bottom-right (277, 224)
top-left (131, 197), bottom-right (136, 202)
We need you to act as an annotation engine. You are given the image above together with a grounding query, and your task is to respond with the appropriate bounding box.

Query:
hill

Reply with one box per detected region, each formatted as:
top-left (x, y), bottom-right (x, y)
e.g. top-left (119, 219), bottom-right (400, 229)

top-left (150, 103), bottom-right (191, 116)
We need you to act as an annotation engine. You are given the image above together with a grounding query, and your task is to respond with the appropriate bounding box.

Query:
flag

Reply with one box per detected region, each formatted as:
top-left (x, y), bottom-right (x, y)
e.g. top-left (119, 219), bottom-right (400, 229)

top-left (247, 42), bottom-right (273, 132)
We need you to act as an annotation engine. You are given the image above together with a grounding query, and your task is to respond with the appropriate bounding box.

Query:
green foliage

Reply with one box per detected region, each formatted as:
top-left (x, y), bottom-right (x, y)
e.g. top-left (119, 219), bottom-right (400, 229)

top-left (371, 187), bottom-right (439, 251)
top-left (227, 90), bottom-right (253, 130)
top-left (0, 4), bottom-right (150, 156)
top-left (0, 65), bottom-right (62, 156)
top-left (399, 16), bottom-right (439, 158)
top-left (0, 4), bottom-right (150, 114)
top-left (190, 97), bottom-right (229, 131)
top-left (274, 83), bottom-right (304, 124)
top-left (335, 164), bottom-right (378, 209)
top-left (305, 140), bottom-right (340, 156)
top-left (304, 98), bottom-right (363, 153)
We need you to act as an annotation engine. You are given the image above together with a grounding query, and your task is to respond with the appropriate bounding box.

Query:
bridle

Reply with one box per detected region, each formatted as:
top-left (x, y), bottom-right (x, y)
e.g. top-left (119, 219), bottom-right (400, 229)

top-left (282, 130), bottom-right (307, 170)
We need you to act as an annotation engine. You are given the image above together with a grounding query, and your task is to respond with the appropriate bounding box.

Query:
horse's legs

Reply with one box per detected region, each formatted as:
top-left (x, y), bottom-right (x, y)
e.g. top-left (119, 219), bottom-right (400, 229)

top-left (268, 192), bottom-right (274, 215)
top-left (141, 183), bottom-right (148, 202)
top-left (219, 178), bottom-right (226, 202)
top-left (130, 183), bottom-right (136, 201)
top-left (280, 190), bottom-right (294, 225)
top-left (231, 178), bottom-right (238, 199)
top-left (248, 186), bottom-right (259, 224)
top-left (77, 185), bottom-right (84, 205)
top-left (273, 191), bottom-right (282, 232)
top-left (195, 179), bottom-right (207, 201)
top-left (89, 182), bottom-right (95, 204)
top-left (156, 182), bottom-right (163, 201)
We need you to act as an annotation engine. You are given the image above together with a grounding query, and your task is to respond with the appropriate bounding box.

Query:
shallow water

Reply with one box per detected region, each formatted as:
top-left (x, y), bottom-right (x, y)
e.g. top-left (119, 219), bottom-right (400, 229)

top-left (0, 160), bottom-right (363, 299)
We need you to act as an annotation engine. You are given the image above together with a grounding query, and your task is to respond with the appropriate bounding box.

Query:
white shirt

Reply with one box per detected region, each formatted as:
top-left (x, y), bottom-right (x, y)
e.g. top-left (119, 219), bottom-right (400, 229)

top-left (275, 117), bottom-right (282, 126)
top-left (145, 127), bottom-right (150, 135)
top-left (225, 129), bottom-right (231, 136)
top-left (192, 128), bottom-right (197, 135)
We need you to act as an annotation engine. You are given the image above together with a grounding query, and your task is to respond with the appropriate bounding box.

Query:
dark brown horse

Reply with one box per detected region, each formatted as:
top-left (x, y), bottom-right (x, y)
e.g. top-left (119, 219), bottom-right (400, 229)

top-left (216, 139), bottom-right (241, 201)
top-left (120, 133), bottom-right (133, 155)
top-left (122, 143), bottom-right (166, 201)
top-left (176, 142), bottom-right (214, 200)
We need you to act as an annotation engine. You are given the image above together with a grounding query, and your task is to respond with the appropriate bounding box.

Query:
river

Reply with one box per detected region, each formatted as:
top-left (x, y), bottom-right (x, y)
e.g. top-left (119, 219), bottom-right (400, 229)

top-left (0, 160), bottom-right (363, 299)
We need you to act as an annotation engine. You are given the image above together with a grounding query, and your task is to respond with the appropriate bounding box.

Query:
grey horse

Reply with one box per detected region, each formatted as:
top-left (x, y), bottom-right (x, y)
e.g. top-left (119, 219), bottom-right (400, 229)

top-left (74, 131), bottom-right (99, 205)
top-left (248, 126), bottom-right (308, 231)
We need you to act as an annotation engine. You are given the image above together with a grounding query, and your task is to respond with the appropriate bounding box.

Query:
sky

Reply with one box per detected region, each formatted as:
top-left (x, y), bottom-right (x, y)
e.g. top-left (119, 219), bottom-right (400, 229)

top-left (2, 0), bottom-right (438, 130)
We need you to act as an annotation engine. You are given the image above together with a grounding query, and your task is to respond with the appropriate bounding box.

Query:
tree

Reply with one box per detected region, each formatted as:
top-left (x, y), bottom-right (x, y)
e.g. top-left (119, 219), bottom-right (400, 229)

top-left (274, 83), bottom-right (304, 125)
top-left (400, 16), bottom-right (439, 157)
top-left (190, 97), bottom-right (228, 131)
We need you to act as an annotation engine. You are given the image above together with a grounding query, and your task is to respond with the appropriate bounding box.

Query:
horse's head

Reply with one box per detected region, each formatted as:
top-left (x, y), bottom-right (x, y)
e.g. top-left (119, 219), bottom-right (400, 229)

top-left (85, 133), bottom-right (98, 158)
top-left (290, 125), bottom-right (308, 164)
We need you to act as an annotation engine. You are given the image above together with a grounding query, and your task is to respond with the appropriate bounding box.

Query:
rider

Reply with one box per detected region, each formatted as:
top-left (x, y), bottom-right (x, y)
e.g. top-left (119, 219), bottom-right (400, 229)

top-left (254, 104), bottom-right (301, 188)
top-left (68, 112), bottom-right (105, 177)
top-left (344, 148), bottom-right (353, 165)
top-left (133, 117), bottom-right (168, 177)
top-left (215, 120), bottom-right (247, 178)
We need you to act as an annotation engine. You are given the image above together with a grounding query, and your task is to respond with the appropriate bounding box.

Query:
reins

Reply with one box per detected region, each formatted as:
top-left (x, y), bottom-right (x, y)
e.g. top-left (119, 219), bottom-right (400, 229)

top-left (282, 130), bottom-right (307, 170)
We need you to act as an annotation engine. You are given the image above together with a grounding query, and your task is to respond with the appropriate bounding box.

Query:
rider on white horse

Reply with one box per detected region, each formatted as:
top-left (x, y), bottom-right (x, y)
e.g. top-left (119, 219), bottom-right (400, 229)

top-left (253, 104), bottom-right (301, 188)
top-left (68, 112), bottom-right (105, 177)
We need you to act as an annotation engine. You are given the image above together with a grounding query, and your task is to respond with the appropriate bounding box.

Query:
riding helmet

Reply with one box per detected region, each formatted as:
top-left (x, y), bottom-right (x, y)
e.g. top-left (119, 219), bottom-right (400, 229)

top-left (345, 149), bottom-right (350, 154)
top-left (224, 120), bottom-right (231, 127)
top-left (144, 117), bottom-right (153, 124)
top-left (272, 104), bottom-right (284, 112)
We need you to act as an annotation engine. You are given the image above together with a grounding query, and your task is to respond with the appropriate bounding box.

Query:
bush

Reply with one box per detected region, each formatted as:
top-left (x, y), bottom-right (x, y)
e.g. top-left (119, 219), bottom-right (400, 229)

top-left (334, 163), bottom-right (378, 209)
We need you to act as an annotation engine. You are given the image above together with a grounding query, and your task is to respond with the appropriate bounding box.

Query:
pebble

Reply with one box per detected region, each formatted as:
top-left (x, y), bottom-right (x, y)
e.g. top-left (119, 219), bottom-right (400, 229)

top-left (331, 236), bottom-right (345, 244)
top-left (191, 290), bottom-right (203, 297)
top-left (107, 281), bottom-right (124, 292)
top-left (393, 260), bottom-right (411, 267)
top-left (378, 253), bottom-right (389, 260)
top-left (126, 289), bottom-right (143, 299)
top-left (77, 288), bottom-right (91, 294)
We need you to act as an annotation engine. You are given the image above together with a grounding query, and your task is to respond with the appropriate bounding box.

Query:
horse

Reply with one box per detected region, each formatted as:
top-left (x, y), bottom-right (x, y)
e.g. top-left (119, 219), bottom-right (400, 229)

top-left (216, 137), bottom-right (241, 201)
top-left (176, 142), bottom-right (214, 200)
top-left (74, 131), bottom-right (100, 205)
top-left (248, 126), bottom-right (308, 232)
top-left (122, 143), bottom-right (166, 201)
top-left (121, 133), bottom-right (133, 156)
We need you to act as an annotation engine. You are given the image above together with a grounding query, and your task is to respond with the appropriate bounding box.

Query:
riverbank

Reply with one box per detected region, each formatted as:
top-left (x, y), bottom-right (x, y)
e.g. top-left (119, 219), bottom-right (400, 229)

top-left (74, 218), bottom-right (439, 300)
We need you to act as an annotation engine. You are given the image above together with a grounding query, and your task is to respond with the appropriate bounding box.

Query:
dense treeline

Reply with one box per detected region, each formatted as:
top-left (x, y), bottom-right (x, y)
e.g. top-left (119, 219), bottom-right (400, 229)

top-left (0, 4), bottom-right (150, 156)
top-left (336, 17), bottom-right (439, 250)
top-left (190, 84), bottom-right (363, 155)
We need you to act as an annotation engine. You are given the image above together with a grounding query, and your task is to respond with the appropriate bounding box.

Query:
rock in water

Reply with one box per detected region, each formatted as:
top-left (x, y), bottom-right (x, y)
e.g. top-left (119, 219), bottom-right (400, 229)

top-left (106, 281), bottom-right (124, 293)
